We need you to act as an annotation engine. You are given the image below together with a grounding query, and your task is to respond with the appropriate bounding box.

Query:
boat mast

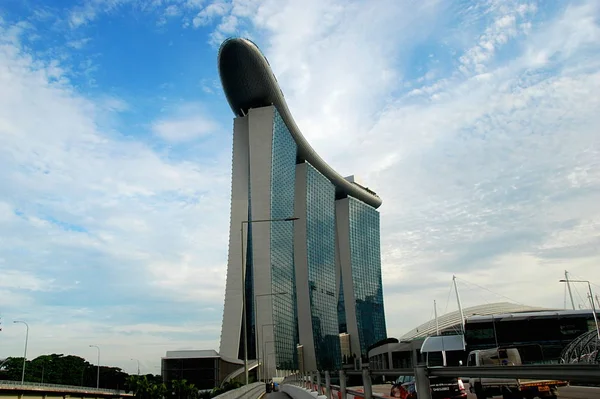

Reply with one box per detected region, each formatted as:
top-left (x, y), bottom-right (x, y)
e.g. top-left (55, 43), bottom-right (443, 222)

top-left (453, 275), bottom-right (466, 334)
top-left (565, 270), bottom-right (576, 310)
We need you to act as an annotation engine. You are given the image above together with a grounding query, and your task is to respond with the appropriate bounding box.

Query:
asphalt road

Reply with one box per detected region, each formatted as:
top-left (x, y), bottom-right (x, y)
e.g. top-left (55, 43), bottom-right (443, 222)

top-left (370, 383), bottom-right (600, 399)
top-left (266, 392), bottom-right (292, 399)
top-left (463, 383), bottom-right (600, 399)
top-left (555, 386), bottom-right (600, 399)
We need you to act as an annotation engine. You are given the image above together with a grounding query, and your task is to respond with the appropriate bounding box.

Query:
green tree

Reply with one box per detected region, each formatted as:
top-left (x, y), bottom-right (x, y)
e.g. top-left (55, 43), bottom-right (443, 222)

top-left (0, 357), bottom-right (25, 381)
top-left (2, 355), bottom-right (162, 395)
top-left (128, 375), bottom-right (152, 398)
top-left (149, 382), bottom-right (168, 399)
top-left (170, 379), bottom-right (200, 399)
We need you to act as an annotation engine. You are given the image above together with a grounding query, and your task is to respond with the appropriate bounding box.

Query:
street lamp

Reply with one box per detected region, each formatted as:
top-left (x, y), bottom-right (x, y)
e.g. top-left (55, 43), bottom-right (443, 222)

top-left (255, 292), bottom-right (286, 381)
top-left (259, 326), bottom-right (275, 381)
top-left (89, 345), bottom-right (100, 388)
top-left (559, 279), bottom-right (600, 339)
top-left (240, 216), bottom-right (299, 385)
top-left (264, 352), bottom-right (276, 381)
top-left (264, 341), bottom-right (276, 382)
top-left (13, 320), bottom-right (29, 384)
top-left (131, 359), bottom-right (140, 375)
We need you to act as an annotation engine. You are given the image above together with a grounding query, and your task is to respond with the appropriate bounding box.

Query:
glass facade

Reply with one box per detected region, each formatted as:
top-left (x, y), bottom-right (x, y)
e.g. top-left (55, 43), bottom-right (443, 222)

top-left (239, 162), bottom-right (256, 361)
top-left (270, 109), bottom-right (299, 371)
top-left (304, 163), bottom-right (342, 370)
top-left (348, 197), bottom-right (387, 356)
top-left (338, 276), bottom-right (347, 334)
top-left (234, 105), bottom-right (386, 371)
top-left (242, 222), bottom-right (256, 360)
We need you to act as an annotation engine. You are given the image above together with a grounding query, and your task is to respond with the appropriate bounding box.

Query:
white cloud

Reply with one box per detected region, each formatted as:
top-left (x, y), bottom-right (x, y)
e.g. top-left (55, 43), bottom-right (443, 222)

top-left (206, 0), bottom-right (600, 337)
top-left (192, 0), bottom-right (230, 27)
top-left (0, 15), bottom-right (231, 370)
top-left (165, 5), bottom-right (181, 17)
top-left (151, 107), bottom-right (221, 142)
top-left (69, 6), bottom-right (98, 29)
top-left (0, 270), bottom-right (63, 292)
top-left (0, 314), bottom-right (221, 375)
top-left (185, 0), bottom-right (206, 9)
top-left (67, 37), bottom-right (92, 49)
top-left (3, 0), bottom-right (600, 373)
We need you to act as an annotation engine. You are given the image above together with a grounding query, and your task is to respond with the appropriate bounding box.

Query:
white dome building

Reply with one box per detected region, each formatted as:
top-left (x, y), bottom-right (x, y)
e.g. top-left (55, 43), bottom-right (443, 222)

top-left (400, 302), bottom-right (553, 340)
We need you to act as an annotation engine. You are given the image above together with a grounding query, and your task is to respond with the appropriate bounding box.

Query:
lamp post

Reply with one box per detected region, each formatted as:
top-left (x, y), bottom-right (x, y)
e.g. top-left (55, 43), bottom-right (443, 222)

top-left (255, 292), bottom-right (286, 381)
top-left (265, 352), bottom-right (276, 381)
top-left (131, 359), bottom-right (140, 375)
top-left (240, 216), bottom-right (299, 385)
top-left (13, 320), bottom-right (29, 384)
top-left (559, 279), bottom-right (600, 339)
top-left (259, 324), bottom-right (276, 381)
top-left (89, 345), bottom-right (100, 388)
top-left (264, 341), bottom-right (276, 382)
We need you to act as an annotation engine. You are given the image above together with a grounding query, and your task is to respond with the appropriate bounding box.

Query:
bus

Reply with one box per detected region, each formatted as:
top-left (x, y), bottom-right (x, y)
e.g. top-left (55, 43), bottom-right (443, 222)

top-left (464, 309), bottom-right (599, 363)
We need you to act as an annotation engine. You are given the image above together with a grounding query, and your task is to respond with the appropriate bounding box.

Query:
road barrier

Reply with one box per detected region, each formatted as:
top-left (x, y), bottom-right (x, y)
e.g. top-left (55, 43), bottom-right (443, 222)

top-left (282, 364), bottom-right (600, 399)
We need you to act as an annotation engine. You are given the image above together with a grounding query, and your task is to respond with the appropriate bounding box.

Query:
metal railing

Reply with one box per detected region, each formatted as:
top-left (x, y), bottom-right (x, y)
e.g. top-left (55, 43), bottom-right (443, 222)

top-left (282, 364), bottom-right (600, 399)
top-left (0, 380), bottom-right (131, 395)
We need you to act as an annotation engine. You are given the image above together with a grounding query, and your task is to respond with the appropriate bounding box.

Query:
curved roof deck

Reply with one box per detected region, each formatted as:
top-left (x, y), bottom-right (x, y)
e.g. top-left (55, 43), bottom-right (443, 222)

top-left (400, 302), bottom-right (555, 341)
top-left (217, 37), bottom-right (382, 209)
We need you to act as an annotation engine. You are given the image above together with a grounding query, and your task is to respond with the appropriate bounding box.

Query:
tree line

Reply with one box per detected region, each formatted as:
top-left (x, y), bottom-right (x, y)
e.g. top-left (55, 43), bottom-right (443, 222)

top-left (0, 354), bottom-right (138, 389)
top-left (127, 375), bottom-right (243, 399)
top-left (0, 354), bottom-right (243, 399)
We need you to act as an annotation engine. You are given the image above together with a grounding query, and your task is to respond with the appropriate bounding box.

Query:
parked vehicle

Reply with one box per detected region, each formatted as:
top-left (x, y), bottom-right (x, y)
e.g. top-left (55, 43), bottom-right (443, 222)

top-left (467, 347), bottom-right (568, 399)
top-left (265, 380), bottom-right (273, 393)
top-left (390, 375), bottom-right (466, 399)
top-left (390, 376), bottom-right (416, 399)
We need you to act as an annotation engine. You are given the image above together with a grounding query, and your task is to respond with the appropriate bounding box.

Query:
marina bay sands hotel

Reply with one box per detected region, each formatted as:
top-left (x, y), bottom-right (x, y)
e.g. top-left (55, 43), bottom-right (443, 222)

top-left (218, 38), bottom-right (387, 375)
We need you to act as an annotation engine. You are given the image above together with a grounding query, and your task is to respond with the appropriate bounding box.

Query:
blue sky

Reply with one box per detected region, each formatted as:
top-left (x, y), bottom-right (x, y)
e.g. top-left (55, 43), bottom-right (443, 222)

top-left (1, 0), bottom-right (599, 374)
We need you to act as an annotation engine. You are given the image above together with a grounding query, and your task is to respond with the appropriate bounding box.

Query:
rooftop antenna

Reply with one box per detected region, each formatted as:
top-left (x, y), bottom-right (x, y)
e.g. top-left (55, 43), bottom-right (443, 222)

top-left (434, 300), bottom-right (440, 335)
top-left (453, 275), bottom-right (466, 334)
top-left (565, 270), bottom-right (576, 310)
top-left (434, 300), bottom-right (447, 366)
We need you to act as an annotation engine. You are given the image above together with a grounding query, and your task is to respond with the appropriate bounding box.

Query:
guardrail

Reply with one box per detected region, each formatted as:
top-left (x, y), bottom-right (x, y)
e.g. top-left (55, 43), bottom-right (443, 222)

top-left (0, 380), bottom-right (131, 395)
top-left (428, 364), bottom-right (600, 381)
top-left (282, 364), bottom-right (600, 399)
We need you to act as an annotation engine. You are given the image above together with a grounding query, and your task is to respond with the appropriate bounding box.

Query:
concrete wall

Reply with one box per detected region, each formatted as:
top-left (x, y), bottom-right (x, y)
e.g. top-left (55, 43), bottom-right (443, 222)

top-left (293, 163), bottom-right (317, 372)
top-left (220, 116), bottom-right (251, 360)
top-left (0, 392), bottom-right (129, 399)
top-left (335, 198), bottom-right (361, 359)
top-left (248, 106), bottom-right (276, 380)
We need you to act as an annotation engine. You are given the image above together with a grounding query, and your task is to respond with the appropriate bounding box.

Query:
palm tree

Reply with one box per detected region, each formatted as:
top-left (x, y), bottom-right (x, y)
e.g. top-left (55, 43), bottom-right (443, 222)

top-left (149, 382), bottom-right (167, 399)
top-left (128, 375), bottom-right (154, 399)
top-left (171, 379), bottom-right (186, 399)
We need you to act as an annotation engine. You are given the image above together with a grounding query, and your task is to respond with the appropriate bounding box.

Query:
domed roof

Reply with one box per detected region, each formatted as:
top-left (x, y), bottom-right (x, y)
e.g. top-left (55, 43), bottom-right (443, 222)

top-left (400, 302), bottom-right (554, 340)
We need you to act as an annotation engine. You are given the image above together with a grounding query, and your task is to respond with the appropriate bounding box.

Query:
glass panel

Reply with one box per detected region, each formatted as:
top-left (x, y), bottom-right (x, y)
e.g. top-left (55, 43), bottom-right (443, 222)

top-left (305, 162), bottom-right (341, 370)
top-left (348, 197), bottom-right (387, 356)
top-left (270, 108), bottom-right (299, 371)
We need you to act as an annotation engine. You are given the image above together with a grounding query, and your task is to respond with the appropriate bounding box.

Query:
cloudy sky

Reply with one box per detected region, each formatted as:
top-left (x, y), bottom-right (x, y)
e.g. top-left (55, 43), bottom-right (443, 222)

top-left (1, 0), bottom-right (599, 375)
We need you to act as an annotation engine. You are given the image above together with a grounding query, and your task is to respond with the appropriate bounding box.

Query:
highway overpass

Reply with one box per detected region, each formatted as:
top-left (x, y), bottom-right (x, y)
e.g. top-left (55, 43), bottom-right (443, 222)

top-left (0, 380), bottom-right (133, 399)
